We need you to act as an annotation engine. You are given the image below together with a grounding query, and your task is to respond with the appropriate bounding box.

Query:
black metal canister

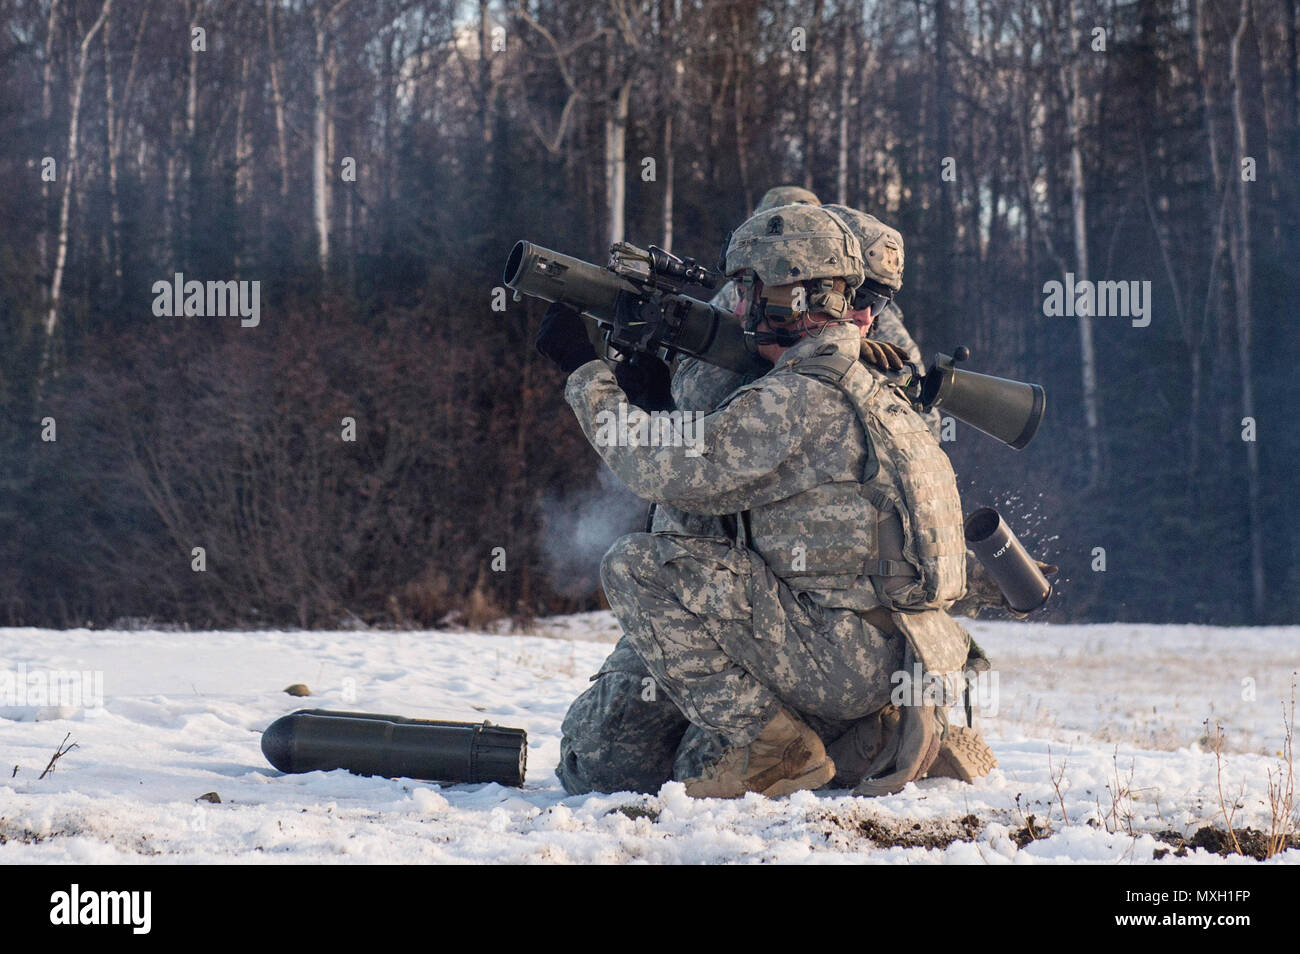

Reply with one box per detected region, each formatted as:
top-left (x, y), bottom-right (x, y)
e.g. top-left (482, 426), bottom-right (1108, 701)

top-left (261, 709), bottom-right (527, 786)
top-left (964, 508), bottom-right (1053, 614)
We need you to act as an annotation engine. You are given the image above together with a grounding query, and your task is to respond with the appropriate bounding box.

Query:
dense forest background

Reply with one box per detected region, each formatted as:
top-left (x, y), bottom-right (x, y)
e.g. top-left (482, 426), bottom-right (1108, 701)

top-left (0, 0), bottom-right (1296, 628)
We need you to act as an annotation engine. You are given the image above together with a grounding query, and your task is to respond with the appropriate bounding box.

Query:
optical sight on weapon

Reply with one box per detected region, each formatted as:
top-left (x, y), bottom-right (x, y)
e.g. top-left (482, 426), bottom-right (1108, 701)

top-left (506, 238), bottom-right (1048, 450)
top-left (504, 239), bottom-right (765, 376)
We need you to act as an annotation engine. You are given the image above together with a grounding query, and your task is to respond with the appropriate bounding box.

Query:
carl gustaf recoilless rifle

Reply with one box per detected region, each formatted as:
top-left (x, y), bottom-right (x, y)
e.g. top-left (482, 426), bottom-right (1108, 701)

top-left (255, 237), bottom-right (1055, 789)
top-left (505, 237), bottom-right (1054, 614)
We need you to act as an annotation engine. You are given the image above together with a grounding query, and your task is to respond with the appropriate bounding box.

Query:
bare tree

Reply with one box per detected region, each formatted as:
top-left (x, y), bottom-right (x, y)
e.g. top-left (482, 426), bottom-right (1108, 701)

top-left (38, 0), bottom-right (62, 275)
top-left (40, 0), bottom-right (113, 387)
top-left (265, 0), bottom-right (291, 198)
top-left (659, 0), bottom-right (683, 250)
top-left (1228, 0), bottom-right (1265, 616)
top-left (1062, 0), bottom-right (1103, 489)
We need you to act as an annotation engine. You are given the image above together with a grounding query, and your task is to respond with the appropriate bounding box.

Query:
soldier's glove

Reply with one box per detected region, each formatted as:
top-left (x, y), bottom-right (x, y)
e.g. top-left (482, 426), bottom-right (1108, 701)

top-left (536, 301), bottom-right (598, 374)
top-left (1000, 561), bottom-right (1059, 619)
top-left (952, 552), bottom-right (1058, 619)
top-left (614, 352), bottom-right (675, 412)
top-left (859, 338), bottom-right (910, 373)
top-left (951, 551), bottom-right (1004, 617)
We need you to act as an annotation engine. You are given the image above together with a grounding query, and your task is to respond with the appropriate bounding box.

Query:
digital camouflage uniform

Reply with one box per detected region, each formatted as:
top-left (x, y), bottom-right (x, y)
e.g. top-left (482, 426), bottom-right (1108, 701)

top-left (557, 317), bottom-right (972, 794)
top-left (558, 206), bottom-right (975, 796)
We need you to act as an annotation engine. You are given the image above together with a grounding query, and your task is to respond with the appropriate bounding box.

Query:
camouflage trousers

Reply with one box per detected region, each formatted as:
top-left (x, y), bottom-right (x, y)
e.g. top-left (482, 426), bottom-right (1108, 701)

top-left (556, 532), bottom-right (903, 795)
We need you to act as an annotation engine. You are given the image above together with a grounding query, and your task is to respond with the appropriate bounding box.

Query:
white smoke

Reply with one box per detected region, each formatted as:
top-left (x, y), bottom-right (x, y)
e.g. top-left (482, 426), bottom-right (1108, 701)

top-left (539, 465), bottom-right (647, 598)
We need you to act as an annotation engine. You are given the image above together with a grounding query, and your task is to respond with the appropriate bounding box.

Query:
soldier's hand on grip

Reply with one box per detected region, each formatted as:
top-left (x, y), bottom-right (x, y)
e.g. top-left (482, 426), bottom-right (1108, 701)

top-left (1000, 561), bottom-right (1058, 619)
top-left (536, 301), bottom-right (598, 374)
top-left (859, 337), bottom-right (910, 372)
top-left (614, 352), bottom-right (674, 412)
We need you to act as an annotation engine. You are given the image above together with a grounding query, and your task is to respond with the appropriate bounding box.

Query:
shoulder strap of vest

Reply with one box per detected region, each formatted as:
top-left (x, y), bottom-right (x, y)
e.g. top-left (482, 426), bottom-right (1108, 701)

top-left (784, 344), bottom-right (857, 384)
top-left (786, 345), bottom-right (880, 483)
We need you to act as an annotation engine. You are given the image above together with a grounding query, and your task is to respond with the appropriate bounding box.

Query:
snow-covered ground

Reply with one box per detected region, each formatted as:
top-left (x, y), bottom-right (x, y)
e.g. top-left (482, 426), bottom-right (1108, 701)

top-left (1, 616), bottom-right (1296, 864)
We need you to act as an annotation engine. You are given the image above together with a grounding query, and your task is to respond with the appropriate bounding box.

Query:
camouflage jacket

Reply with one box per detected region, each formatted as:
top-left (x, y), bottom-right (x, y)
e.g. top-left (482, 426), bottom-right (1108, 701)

top-left (565, 322), bottom-right (872, 519)
top-left (567, 322), bottom-right (954, 612)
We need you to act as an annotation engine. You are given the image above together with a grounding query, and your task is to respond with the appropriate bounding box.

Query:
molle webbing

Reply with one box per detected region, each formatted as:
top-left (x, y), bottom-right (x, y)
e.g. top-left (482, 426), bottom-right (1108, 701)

top-left (789, 348), bottom-right (966, 609)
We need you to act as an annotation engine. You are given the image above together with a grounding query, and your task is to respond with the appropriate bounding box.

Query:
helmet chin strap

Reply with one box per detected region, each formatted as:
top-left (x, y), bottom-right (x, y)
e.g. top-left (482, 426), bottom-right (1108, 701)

top-left (745, 311), bottom-right (803, 347)
top-left (743, 278), bottom-right (851, 347)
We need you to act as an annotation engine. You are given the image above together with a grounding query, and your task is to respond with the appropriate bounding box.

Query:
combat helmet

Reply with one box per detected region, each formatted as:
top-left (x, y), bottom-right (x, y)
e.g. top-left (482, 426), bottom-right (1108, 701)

top-left (822, 205), bottom-right (904, 291)
top-left (725, 203), bottom-right (865, 344)
top-left (822, 204), bottom-right (904, 320)
top-left (754, 185), bottom-right (821, 215)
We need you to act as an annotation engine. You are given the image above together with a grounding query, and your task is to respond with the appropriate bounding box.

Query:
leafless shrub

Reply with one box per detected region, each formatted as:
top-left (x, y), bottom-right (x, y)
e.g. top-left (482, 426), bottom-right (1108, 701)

top-left (1206, 720), bottom-right (1244, 855)
top-left (38, 733), bottom-right (78, 780)
top-left (1265, 675), bottom-right (1298, 860)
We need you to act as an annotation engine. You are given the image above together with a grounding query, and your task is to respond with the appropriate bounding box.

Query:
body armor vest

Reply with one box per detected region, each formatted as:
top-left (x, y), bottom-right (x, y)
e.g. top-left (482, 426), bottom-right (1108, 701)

top-left (745, 345), bottom-right (966, 613)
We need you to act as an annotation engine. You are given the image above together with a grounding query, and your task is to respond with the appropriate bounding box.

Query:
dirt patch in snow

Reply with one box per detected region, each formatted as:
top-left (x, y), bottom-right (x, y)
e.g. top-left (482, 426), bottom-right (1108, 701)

top-left (821, 809), bottom-right (984, 850)
top-left (1152, 826), bottom-right (1300, 861)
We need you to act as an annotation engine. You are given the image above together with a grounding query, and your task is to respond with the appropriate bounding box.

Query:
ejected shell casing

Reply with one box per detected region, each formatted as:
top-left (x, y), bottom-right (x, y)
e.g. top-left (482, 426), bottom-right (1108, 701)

top-left (964, 508), bottom-right (1053, 614)
top-left (261, 709), bottom-right (527, 787)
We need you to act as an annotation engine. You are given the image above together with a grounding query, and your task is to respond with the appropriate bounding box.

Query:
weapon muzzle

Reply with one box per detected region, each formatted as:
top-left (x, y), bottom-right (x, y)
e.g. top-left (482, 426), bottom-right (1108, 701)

top-left (503, 240), bottom-right (636, 325)
top-left (921, 351), bottom-right (1045, 449)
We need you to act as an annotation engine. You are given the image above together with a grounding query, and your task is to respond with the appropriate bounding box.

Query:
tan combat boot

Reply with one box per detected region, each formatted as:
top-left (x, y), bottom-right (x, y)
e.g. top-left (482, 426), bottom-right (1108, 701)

top-left (683, 708), bottom-right (836, 799)
top-left (926, 725), bottom-right (997, 782)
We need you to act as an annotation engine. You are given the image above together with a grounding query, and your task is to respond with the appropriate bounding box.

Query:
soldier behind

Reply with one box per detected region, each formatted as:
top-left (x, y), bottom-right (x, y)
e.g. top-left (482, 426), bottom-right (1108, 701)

top-left (672, 192), bottom-right (931, 433)
top-left (539, 204), bottom-right (976, 798)
top-left (668, 196), bottom-right (1021, 617)
top-left (705, 188), bottom-right (924, 378)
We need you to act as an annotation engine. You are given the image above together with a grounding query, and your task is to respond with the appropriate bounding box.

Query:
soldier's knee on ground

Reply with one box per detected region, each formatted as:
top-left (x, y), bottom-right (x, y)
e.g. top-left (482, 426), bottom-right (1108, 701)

top-left (556, 664), bottom-right (689, 796)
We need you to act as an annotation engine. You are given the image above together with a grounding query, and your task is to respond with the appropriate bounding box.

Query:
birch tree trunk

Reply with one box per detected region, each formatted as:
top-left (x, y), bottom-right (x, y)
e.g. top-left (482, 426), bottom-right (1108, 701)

top-left (836, 7), bottom-right (850, 205)
top-left (1064, 0), bottom-right (1103, 489)
top-left (662, 109), bottom-right (675, 250)
top-left (235, 54), bottom-right (251, 205)
top-left (661, 0), bottom-right (682, 250)
top-left (1195, 0), bottom-right (1224, 192)
top-left (478, 0), bottom-right (494, 159)
top-left (733, 58), bottom-right (752, 211)
top-left (103, 4), bottom-right (120, 290)
top-left (165, 118), bottom-right (177, 259)
top-left (266, 0), bottom-right (290, 198)
top-left (184, 0), bottom-right (198, 268)
top-left (802, 0), bottom-right (823, 188)
top-left (1229, 0), bottom-right (1266, 617)
top-left (101, 6), bottom-right (116, 283)
top-left (39, 0), bottom-right (62, 276)
top-left (310, 0), bottom-right (353, 277)
top-left (41, 0), bottom-right (113, 387)
top-left (935, 0), bottom-right (954, 282)
top-left (314, 18), bottom-right (331, 275)
top-left (604, 78), bottom-right (630, 246)
top-left (234, 52), bottom-right (251, 273)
